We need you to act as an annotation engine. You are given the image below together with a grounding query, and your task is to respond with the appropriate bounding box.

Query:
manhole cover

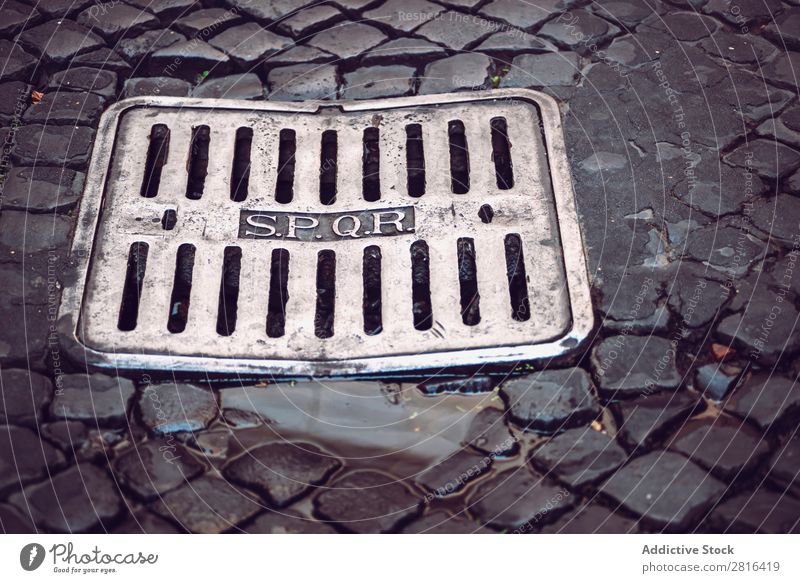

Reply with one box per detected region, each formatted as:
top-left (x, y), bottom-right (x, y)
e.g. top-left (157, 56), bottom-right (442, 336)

top-left (59, 90), bottom-right (593, 377)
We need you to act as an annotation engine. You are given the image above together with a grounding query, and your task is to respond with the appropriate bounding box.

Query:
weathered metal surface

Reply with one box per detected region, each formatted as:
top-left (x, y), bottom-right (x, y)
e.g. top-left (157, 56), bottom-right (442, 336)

top-left (59, 90), bottom-right (594, 376)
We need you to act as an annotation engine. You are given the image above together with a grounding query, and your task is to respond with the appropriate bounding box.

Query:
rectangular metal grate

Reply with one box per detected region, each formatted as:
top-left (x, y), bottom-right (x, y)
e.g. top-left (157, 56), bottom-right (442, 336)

top-left (59, 90), bottom-right (593, 377)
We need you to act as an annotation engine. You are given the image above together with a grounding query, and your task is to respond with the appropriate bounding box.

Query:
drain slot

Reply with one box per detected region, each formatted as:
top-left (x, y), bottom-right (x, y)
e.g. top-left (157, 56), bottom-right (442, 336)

top-left (266, 248), bottom-right (290, 338)
top-left (186, 125), bottom-right (210, 200)
top-left (504, 234), bottom-right (530, 322)
top-left (167, 243), bottom-right (196, 333)
top-left (117, 242), bottom-right (149, 331)
top-left (276, 129), bottom-right (296, 204)
top-left (362, 245), bottom-right (382, 335)
top-left (410, 240), bottom-right (432, 331)
top-left (320, 130), bottom-right (338, 205)
top-left (448, 120), bottom-right (470, 194)
top-left (362, 127), bottom-right (381, 202)
top-left (405, 124), bottom-right (425, 198)
top-left (161, 209), bottom-right (177, 230)
top-left (314, 250), bottom-right (336, 338)
top-left (216, 246), bottom-right (242, 336)
top-left (457, 238), bottom-right (480, 326)
top-left (490, 117), bottom-right (514, 190)
top-left (140, 124), bottom-right (169, 198)
top-left (230, 127), bottom-right (252, 202)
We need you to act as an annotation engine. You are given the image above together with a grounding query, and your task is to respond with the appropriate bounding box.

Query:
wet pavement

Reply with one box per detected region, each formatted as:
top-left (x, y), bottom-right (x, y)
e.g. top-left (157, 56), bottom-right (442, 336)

top-left (1, 0), bottom-right (800, 534)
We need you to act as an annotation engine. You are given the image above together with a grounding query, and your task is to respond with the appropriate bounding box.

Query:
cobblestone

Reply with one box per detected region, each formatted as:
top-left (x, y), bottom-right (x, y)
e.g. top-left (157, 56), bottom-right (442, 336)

top-left (139, 383), bottom-right (218, 435)
top-left (49, 374), bottom-right (135, 428)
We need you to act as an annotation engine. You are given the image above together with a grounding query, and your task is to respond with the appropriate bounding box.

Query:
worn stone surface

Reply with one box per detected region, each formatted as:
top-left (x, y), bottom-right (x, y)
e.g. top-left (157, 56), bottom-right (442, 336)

top-left (114, 440), bottom-right (204, 501)
top-left (209, 22), bottom-right (292, 67)
top-left (11, 464), bottom-right (122, 533)
top-left (531, 428), bottom-right (628, 489)
top-left (615, 392), bottom-right (701, 451)
top-left (468, 469), bottom-right (574, 531)
top-left (0, 211), bottom-right (73, 255)
top-left (279, 4), bottom-right (345, 37)
top-left (76, 3), bottom-right (159, 41)
top-left (694, 364), bottom-right (741, 402)
top-left (246, 510), bottom-right (338, 534)
top-left (709, 489), bottom-right (800, 534)
top-left (600, 451), bottom-right (726, 531)
top-left (501, 368), bottom-right (599, 433)
top-left (307, 22), bottom-right (387, 59)
top-left (18, 19), bottom-right (105, 64)
top-left (314, 470), bottom-right (421, 533)
top-left (122, 77), bottom-right (192, 98)
top-left (416, 11), bottom-right (492, 48)
top-left (173, 8), bottom-right (241, 37)
top-left (224, 442), bottom-right (341, 507)
top-left (364, 0), bottom-right (443, 32)
top-left (480, 0), bottom-right (564, 29)
top-left (462, 407), bottom-right (517, 457)
top-left (416, 450), bottom-right (491, 497)
top-left (139, 384), bottom-right (218, 435)
top-left (148, 40), bottom-right (231, 81)
top-left (192, 73), bottom-right (264, 99)
top-left (50, 374), bottom-right (135, 428)
top-left (0, 503), bottom-right (36, 533)
top-left (12, 124), bottom-right (95, 169)
top-left (403, 511), bottom-right (493, 534)
top-left (0, 40), bottom-right (36, 82)
top-left (0, 369), bottom-right (53, 425)
top-left (723, 373), bottom-right (800, 431)
top-left (418, 53), bottom-right (492, 94)
top-left (541, 503), bottom-right (640, 533)
top-left (48, 67), bottom-right (118, 98)
top-left (150, 476), bottom-right (262, 534)
top-left (0, 425), bottom-right (65, 495)
top-left (22, 91), bottom-right (106, 126)
top-left (341, 65), bottom-right (415, 100)
top-left (592, 335), bottom-right (682, 396)
top-left (117, 29), bottom-right (186, 64)
top-left (768, 435), bottom-right (800, 498)
top-left (267, 64), bottom-right (338, 100)
top-left (501, 52), bottom-right (581, 87)
top-left (362, 38), bottom-right (447, 64)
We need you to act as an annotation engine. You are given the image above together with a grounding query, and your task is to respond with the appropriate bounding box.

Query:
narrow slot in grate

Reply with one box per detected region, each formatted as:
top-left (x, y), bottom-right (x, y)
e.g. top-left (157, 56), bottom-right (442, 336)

top-left (504, 234), bottom-right (530, 322)
top-left (362, 245), bottom-right (382, 335)
top-left (161, 209), bottom-right (177, 230)
top-left (448, 120), bottom-right (470, 194)
top-left (117, 242), bottom-right (149, 331)
top-left (314, 250), bottom-right (336, 338)
top-left (490, 117), bottom-right (514, 190)
top-left (320, 130), bottom-right (338, 205)
top-left (405, 123), bottom-right (425, 197)
top-left (276, 129), bottom-right (296, 204)
top-left (457, 237), bottom-right (481, 326)
top-left (266, 248), bottom-right (289, 338)
top-left (216, 246), bottom-right (242, 336)
top-left (410, 240), bottom-right (432, 331)
top-left (186, 125), bottom-right (210, 200)
top-left (230, 127), bottom-right (252, 202)
top-left (140, 124), bottom-right (170, 198)
top-left (167, 243), bottom-right (196, 333)
top-left (362, 127), bottom-right (381, 202)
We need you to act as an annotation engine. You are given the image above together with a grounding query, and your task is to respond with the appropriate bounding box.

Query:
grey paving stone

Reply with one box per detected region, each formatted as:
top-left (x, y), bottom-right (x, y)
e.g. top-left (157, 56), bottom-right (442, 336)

top-left (124, 0), bottom-right (198, 22)
top-left (763, 9), bottom-right (800, 51)
top-left (192, 73), bottom-right (265, 99)
top-left (600, 451), bottom-right (726, 531)
top-left (724, 138), bottom-right (800, 181)
top-left (480, 0), bottom-right (565, 29)
top-left (314, 470), bottom-right (421, 533)
top-left (468, 468), bottom-right (574, 531)
top-left (500, 52), bottom-right (581, 87)
top-left (332, 0), bottom-right (384, 10)
top-left (538, 10), bottom-right (621, 52)
top-left (699, 31), bottom-right (776, 65)
top-left (76, 3), bottom-right (159, 41)
top-left (117, 29), bottom-right (186, 64)
top-left (592, 335), bottom-right (681, 397)
top-left (226, 0), bottom-right (318, 22)
top-left (341, 65), bottom-right (415, 100)
top-left (462, 406), bottom-right (518, 457)
top-left (694, 364), bottom-right (741, 402)
top-left (717, 302), bottom-right (800, 367)
top-left (364, 0), bottom-right (444, 32)
top-left (756, 105), bottom-right (800, 149)
top-left (0, 503), bottom-right (36, 533)
top-left (28, 0), bottom-right (94, 19)
top-left (669, 418), bottom-right (770, 480)
top-left (48, 67), bottom-right (117, 98)
top-left (173, 8), bottom-right (242, 37)
top-left (418, 53), bottom-right (492, 94)
top-left (71, 48), bottom-right (131, 73)
top-left (148, 40), bottom-right (232, 81)
top-left (18, 19), bottom-right (105, 65)
top-left (278, 4), bottom-right (345, 37)
top-left (122, 76), bottom-right (192, 98)
top-left (415, 11), bottom-right (493, 49)
top-left (685, 225), bottom-right (767, 276)
top-left (723, 373), bottom-right (800, 431)
top-left (709, 489), bottom-right (800, 533)
top-left (22, 91), bottom-right (106, 126)
top-left (267, 64), bottom-right (338, 100)
top-left (750, 193), bottom-right (800, 245)
top-left (531, 427), bottom-right (628, 489)
top-left (476, 30), bottom-right (550, 53)
top-left (114, 440), bottom-right (204, 501)
top-left (246, 510), bottom-right (337, 533)
top-left (0, 81), bottom-right (30, 122)
top-left (0, 369), bottom-right (53, 425)
top-left (11, 463), bottom-right (122, 533)
top-left (150, 476), bottom-right (262, 533)
top-left (702, 0), bottom-right (783, 26)
top-left (209, 23), bottom-right (293, 68)
top-left (263, 45), bottom-right (335, 66)
top-left (501, 368), bottom-right (599, 433)
top-left (49, 374), bottom-right (136, 428)
top-left (0, 425), bottom-right (65, 496)
top-left (0, 304), bottom-right (49, 366)
top-left (768, 434), bottom-right (800, 498)
top-left (12, 124), bottom-right (95, 169)
top-left (541, 502), bottom-right (639, 533)
top-left (0, 211), bottom-right (73, 255)
top-left (615, 391), bottom-right (701, 452)
top-left (416, 450), bottom-right (491, 497)
top-left (362, 38), bottom-right (447, 64)
top-left (40, 420), bottom-right (89, 453)
top-left (139, 383), bottom-right (218, 435)
top-left (0, 40), bottom-right (37, 82)
top-left (113, 510), bottom-right (182, 534)
top-left (0, 0), bottom-right (41, 36)
top-left (646, 11), bottom-right (720, 42)
top-left (224, 442), bottom-right (341, 507)
top-left (418, 375), bottom-right (495, 395)
top-left (589, 1), bottom-right (656, 28)
top-left (307, 22), bottom-right (386, 59)
top-left (402, 511), bottom-right (494, 534)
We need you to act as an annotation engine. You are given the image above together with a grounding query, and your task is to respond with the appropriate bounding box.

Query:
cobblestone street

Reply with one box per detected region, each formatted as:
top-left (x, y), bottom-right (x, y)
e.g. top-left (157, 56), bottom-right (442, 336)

top-left (1, 0), bottom-right (799, 534)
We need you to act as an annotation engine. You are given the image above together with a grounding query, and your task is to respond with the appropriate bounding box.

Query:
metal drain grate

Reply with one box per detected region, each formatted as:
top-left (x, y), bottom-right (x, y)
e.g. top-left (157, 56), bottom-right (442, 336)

top-left (59, 90), bottom-right (593, 377)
